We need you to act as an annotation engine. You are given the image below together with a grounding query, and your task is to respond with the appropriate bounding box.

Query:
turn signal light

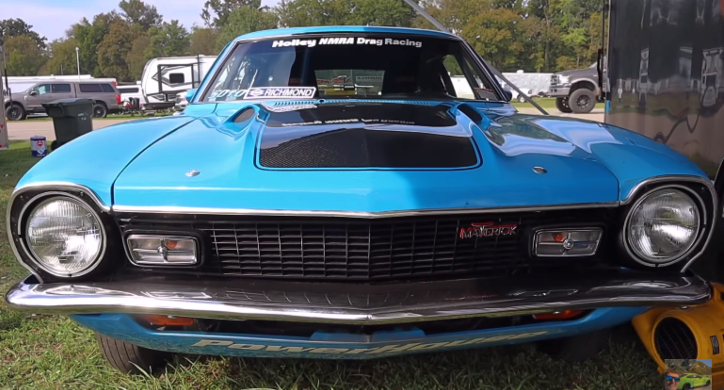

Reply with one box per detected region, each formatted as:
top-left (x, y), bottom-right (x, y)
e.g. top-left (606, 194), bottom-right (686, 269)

top-left (533, 310), bottom-right (585, 320)
top-left (533, 228), bottom-right (602, 257)
top-left (141, 315), bottom-right (195, 326)
top-left (126, 234), bottom-right (198, 266)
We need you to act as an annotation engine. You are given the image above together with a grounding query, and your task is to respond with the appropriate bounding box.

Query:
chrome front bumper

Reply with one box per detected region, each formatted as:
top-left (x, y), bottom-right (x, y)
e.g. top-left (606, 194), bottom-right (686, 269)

top-left (6, 273), bottom-right (711, 325)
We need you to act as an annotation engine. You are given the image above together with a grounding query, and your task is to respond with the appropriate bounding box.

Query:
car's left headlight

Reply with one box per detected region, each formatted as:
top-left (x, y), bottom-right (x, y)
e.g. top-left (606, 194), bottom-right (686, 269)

top-left (624, 187), bottom-right (701, 267)
top-left (24, 196), bottom-right (106, 277)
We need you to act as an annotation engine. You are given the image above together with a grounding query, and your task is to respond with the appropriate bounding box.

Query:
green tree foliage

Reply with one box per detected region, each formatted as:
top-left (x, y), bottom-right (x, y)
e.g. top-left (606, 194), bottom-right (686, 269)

top-left (0, 18), bottom-right (47, 48)
top-left (202, 0), bottom-right (263, 28)
top-left (216, 7), bottom-right (278, 51)
top-left (72, 12), bottom-right (122, 76)
top-left (97, 20), bottom-right (141, 80)
top-left (189, 27), bottom-right (220, 55)
top-left (119, 0), bottom-right (163, 29)
top-left (3, 35), bottom-right (46, 75)
top-left (147, 20), bottom-right (191, 57)
top-left (39, 38), bottom-right (79, 75)
top-left (2, 0), bottom-right (608, 80)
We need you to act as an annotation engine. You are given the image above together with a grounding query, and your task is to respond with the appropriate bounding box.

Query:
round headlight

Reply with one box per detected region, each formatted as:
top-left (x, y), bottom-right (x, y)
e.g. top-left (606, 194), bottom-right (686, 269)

top-left (25, 196), bottom-right (105, 277)
top-left (625, 187), bottom-right (701, 266)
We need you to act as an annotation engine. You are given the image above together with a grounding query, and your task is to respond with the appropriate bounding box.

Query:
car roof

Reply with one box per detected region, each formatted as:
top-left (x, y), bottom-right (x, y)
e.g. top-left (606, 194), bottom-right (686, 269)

top-left (233, 26), bottom-right (459, 42)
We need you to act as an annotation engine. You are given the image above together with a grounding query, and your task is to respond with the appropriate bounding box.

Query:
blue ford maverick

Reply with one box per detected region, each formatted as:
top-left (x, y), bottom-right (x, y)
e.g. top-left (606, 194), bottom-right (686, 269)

top-left (5, 26), bottom-right (716, 373)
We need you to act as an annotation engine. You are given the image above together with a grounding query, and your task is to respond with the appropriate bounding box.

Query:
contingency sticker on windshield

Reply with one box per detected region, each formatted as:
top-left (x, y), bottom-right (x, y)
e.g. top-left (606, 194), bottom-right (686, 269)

top-left (261, 103), bottom-right (318, 112)
top-left (271, 37), bottom-right (423, 48)
top-left (243, 87), bottom-right (317, 99)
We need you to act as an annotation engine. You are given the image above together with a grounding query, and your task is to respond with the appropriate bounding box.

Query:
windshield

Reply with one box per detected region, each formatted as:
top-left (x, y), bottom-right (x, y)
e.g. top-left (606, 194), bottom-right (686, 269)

top-left (200, 33), bottom-right (502, 103)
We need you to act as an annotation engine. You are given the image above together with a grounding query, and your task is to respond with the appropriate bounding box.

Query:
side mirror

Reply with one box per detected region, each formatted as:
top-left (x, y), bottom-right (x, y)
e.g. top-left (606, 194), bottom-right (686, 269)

top-left (185, 89), bottom-right (197, 102)
top-left (502, 90), bottom-right (513, 102)
top-left (30, 90), bottom-right (37, 96)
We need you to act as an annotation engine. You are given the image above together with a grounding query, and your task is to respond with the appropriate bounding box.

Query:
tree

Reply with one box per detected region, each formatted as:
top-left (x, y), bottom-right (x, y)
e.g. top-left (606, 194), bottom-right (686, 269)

top-left (147, 20), bottom-right (190, 58)
top-left (0, 18), bottom-right (47, 48)
top-left (216, 7), bottom-right (278, 51)
top-left (189, 27), bottom-right (220, 55)
top-left (3, 35), bottom-right (46, 75)
top-left (125, 34), bottom-right (152, 80)
top-left (201, 0), bottom-right (263, 28)
top-left (72, 12), bottom-right (122, 76)
top-left (38, 38), bottom-right (79, 75)
top-left (119, 0), bottom-right (163, 29)
top-left (460, 8), bottom-right (523, 70)
top-left (346, 0), bottom-right (416, 27)
top-left (413, 0), bottom-right (494, 34)
top-left (97, 20), bottom-right (140, 81)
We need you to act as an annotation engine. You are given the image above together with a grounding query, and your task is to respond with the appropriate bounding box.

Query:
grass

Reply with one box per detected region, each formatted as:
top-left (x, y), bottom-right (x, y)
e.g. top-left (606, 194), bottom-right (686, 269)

top-left (0, 142), bottom-right (665, 389)
top-left (23, 112), bottom-right (175, 122)
top-left (511, 97), bottom-right (605, 111)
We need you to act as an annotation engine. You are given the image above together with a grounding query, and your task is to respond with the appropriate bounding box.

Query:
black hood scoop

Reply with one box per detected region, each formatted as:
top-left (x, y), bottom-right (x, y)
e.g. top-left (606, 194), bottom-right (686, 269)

top-left (257, 102), bottom-right (480, 169)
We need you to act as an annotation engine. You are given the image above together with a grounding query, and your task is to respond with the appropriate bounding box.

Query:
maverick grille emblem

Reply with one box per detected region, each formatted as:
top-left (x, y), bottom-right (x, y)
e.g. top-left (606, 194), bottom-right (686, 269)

top-left (459, 222), bottom-right (518, 239)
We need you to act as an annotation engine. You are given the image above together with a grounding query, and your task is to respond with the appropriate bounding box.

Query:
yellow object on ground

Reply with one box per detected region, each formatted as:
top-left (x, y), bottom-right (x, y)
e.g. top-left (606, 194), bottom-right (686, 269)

top-left (632, 283), bottom-right (723, 388)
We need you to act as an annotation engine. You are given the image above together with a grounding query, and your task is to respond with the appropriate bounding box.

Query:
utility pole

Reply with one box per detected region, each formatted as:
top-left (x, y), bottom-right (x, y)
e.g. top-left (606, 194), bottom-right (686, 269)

top-left (75, 47), bottom-right (80, 81)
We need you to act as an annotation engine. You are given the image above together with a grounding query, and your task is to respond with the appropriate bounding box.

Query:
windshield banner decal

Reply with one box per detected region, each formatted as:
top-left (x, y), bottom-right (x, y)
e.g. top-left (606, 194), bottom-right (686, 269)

top-left (243, 87), bottom-right (317, 99)
top-left (271, 37), bottom-right (422, 49)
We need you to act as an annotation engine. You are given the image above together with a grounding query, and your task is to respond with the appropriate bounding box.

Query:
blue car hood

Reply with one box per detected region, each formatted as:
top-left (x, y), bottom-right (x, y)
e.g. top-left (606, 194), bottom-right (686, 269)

top-left (111, 101), bottom-right (696, 213)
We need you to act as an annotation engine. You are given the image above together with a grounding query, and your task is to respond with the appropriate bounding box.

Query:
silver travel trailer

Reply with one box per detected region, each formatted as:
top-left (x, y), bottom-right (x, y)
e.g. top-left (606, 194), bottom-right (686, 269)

top-left (140, 55), bottom-right (218, 110)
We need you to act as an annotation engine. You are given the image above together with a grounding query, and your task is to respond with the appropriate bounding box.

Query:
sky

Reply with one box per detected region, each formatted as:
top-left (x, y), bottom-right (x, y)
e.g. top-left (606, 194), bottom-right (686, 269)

top-left (0, 0), bottom-right (279, 41)
top-left (696, 359), bottom-right (712, 367)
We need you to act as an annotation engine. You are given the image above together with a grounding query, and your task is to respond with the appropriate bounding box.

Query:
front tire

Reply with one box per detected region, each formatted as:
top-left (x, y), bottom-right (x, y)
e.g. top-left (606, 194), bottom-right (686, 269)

top-left (5, 103), bottom-right (26, 121)
top-left (569, 88), bottom-right (597, 113)
top-left (537, 328), bottom-right (611, 363)
top-left (555, 97), bottom-right (573, 113)
top-left (92, 103), bottom-right (108, 118)
top-left (96, 333), bottom-right (171, 375)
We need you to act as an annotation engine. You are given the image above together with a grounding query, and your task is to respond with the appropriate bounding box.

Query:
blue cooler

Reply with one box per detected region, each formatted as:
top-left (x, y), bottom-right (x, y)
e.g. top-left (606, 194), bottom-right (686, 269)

top-left (30, 136), bottom-right (48, 157)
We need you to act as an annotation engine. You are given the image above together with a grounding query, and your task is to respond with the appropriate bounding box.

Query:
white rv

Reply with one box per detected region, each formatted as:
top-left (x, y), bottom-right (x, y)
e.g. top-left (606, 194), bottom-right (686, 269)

top-left (140, 55), bottom-right (218, 110)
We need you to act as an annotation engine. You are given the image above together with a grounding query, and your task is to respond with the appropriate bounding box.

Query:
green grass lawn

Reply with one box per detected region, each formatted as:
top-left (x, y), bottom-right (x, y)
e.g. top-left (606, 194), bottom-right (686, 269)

top-left (23, 112), bottom-right (175, 122)
top-left (511, 97), bottom-right (605, 111)
top-left (0, 142), bottom-right (664, 390)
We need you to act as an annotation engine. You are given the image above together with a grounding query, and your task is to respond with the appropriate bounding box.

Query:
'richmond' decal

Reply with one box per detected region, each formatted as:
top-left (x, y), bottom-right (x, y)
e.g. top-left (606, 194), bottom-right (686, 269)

top-left (190, 330), bottom-right (549, 355)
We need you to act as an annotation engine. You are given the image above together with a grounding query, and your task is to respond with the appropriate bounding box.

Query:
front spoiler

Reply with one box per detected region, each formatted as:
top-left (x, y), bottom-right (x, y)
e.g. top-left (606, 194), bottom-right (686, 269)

top-left (5, 272), bottom-right (711, 325)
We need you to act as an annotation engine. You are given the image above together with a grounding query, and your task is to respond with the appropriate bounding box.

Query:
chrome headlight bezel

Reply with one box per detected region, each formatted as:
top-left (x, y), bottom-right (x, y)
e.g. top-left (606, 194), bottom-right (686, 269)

top-left (7, 185), bottom-right (112, 281)
top-left (21, 193), bottom-right (108, 277)
top-left (622, 184), bottom-right (707, 268)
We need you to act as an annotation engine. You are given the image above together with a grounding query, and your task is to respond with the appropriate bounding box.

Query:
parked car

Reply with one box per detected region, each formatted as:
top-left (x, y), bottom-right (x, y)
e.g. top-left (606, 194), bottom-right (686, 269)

top-left (678, 373), bottom-right (711, 389)
top-left (5, 26), bottom-right (716, 375)
top-left (174, 91), bottom-right (188, 111)
top-left (4, 81), bottom-right (122, 120)
top-left (548, 63), bottom-right (603, 113)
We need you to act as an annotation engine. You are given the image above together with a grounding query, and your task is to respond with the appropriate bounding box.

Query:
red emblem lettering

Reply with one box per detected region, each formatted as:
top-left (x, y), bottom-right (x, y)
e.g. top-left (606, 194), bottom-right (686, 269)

top-left (459, 222), bottom-right (518, 239)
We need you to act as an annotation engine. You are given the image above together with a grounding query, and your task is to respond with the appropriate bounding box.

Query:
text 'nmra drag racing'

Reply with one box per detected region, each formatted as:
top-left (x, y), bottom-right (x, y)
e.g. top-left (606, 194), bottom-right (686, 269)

top-left (271, 37), bottom-right (423, 48)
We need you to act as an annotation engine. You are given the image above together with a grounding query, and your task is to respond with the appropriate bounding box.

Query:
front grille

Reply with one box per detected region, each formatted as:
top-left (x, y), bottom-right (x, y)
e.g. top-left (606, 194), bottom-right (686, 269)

top-left (117, 208), bottom-right (614, 282)
top-left (550, 75), bottom-right (559, 85)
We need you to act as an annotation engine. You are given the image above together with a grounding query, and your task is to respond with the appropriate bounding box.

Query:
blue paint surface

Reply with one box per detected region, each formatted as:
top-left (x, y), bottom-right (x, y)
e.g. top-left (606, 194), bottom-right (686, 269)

top-left (15, 116), bottom-right (196, 205)
top-left (110, 101), bottom-right (707, 212)
top-left (71, 307), bottom-right (646, 359)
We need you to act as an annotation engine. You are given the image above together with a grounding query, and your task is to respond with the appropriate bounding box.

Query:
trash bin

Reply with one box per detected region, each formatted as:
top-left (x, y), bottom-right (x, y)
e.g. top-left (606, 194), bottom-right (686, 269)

top-left (41, 98), bottom-right (94, 149)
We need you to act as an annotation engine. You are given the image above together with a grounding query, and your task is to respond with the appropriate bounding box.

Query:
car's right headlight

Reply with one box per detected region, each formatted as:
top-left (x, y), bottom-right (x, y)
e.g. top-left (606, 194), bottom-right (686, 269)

top-left (624, 187), bottom-right (702, 267)
top-left (24, 196), bottom-right (106, 277)
top-left (558, 75), bottom-right (570, 85)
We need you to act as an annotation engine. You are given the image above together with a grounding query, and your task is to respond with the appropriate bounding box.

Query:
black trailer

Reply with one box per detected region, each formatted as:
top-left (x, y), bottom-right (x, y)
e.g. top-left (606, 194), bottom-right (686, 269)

top-left (605, 0), bottom-right (724, 179)
top-left (604, 0), bottom-right (724, 279)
